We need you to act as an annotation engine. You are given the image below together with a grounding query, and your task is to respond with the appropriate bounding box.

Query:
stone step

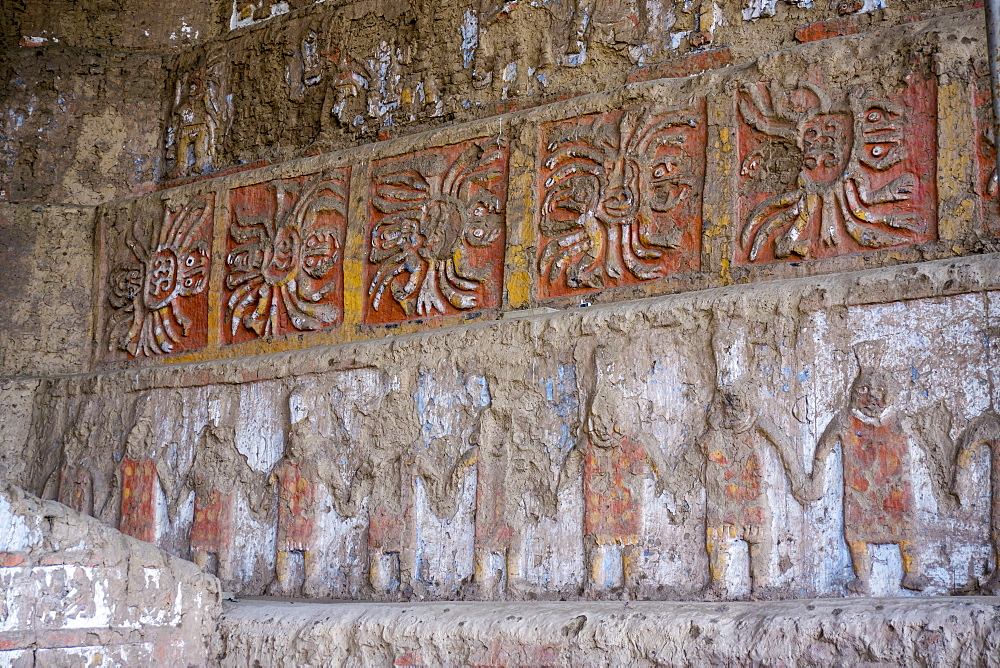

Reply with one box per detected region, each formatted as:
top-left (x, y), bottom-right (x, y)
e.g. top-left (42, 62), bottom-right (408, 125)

top-left (217, 596), bottom-right (1000, 667)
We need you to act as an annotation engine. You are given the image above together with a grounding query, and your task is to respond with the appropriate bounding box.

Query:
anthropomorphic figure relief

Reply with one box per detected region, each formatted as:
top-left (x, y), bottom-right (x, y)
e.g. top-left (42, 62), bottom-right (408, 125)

top-left (951, 410), bottom-right (1000, 593)
top-left (559, 341), bottom-right (670, 597)
top-left (186, 393), bottom-right (269, 583)
top-left (700, 383), bottom-right (781, 597)
top-left (167, 49), bottom-right (231, 179)
top-left (55, 394), bottom-right (117, 522)
top-left (766, 363), bottom-right (930, 594)
top-left (271, 386), bottom-right (322, 595)
top-left (316, 378), bottom-right (417, 598)
top-left (117, 392), bottom-right (164, 543)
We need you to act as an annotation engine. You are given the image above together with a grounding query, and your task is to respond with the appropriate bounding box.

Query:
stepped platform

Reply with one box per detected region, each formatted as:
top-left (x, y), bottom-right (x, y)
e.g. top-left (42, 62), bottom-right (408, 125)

top-left (217, 596), bottom-right (1000, 666)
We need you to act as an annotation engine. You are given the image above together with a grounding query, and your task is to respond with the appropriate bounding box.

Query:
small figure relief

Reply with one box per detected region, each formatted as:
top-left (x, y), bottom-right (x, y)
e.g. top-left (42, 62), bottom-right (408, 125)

top-left (281, 16), bottom-right (334, 143)
top-left (319, 38), bottom-right (442, 141)
top-left (563, 0), bottom-right (717, 63)
top-left (538, 104), bottom-right (704, 298)
top-left (468, 1), bottom-right (557, 97)
top-left (270, 387), bottom-right (323, 596)
top-left (186, 395), bottom-right (269, 583)
top-left (366, 138), bottom-right (508, 323)
top-left (558, 343), bottom-right (671, 597)
top-left (700, 382), bottom-right (793, 598)
top-left (950, 410), bottom-right (1000, 593)
top-left (469, 1), bottom-right (718, 98)
top-left (742, 0), bottom-right (840, 22)
top-left (165, 48), bottom-right (231, 179)
top-left (765, 355), bottom-right (930, 595)
top-left (736, 76), bottom-right (936, 264)
top-left (106, 194), bottom-right (213, 358)
top-left (225, 170), bottom-right (348, 344)
top-left (119, 457), bottom-right (158, 543)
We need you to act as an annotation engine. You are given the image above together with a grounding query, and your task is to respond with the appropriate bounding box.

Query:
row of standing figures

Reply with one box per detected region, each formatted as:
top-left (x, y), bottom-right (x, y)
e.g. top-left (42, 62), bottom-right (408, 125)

top-left (52, 364), bottom-right (1000, 600)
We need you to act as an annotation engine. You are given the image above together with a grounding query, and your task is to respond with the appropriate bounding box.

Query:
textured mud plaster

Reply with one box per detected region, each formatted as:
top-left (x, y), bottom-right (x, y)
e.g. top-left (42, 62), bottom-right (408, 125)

top-left (160, 0), bottom-right (972, 176)
top-left (0, 483), bottom-right (221, 666)
top-left (1, 0), bottom-right (226, 51)
top-left (0, 47), bottom-right (168, 204)
top-left (0, 203), bottom-right (95, 377)
top-left (218, 597), bottom-right (1000, 667)
top-left (12, 254), bottom-right (1000, 602)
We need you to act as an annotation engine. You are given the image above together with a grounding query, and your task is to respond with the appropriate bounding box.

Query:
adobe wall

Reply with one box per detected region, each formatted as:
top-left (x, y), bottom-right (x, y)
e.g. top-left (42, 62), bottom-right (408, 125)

top-left (0, 483), bottom-right (221, 665)
top-left (1, 0), bottom-right (999, 620)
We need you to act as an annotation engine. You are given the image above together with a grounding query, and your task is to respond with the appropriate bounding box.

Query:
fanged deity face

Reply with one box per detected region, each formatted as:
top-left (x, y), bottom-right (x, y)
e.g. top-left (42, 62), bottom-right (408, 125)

top-left (850, 376), bottom-right (892, 420)
top-left (798, 113), bottom-right (852, 187)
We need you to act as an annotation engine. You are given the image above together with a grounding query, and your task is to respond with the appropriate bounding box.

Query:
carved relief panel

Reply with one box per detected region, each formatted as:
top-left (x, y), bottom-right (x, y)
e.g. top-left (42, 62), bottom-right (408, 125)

top-left (537, 103), bottom-right (705, 299)
top-left (365, 138), bottom-right (508, 324)
top-left (105, 194), bottom-right (214, 358)
top-left (225, 169), bottom-right (349, 344)
top-left (735, 74), bottom-right (937, 264)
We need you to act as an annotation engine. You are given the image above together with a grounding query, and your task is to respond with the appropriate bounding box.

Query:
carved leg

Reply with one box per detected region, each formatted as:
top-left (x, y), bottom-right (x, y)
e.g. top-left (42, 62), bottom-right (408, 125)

top-left (175, 134), bottom-right (193, 176)
top-left (275, 550), bottom-right (290, 591)
top-left (748, 535), bottom-right (772, 596)
top-left (370, 550), bottom-right (402, 596)
top-left (622, 544), bottom-right (641, 597)
top-left (898, 540), bottom-right (930, 591)
top-left (192, 548), bottom-right (209, 571)
top-left (987, 526), bottom-right (1000, 594)
top-left (846, 540), bottom-right (871, 594)
top-left (705, 525), bottom-right (728, 597)
top-left (302, 549), bottom-right (317, 594)
top-left (218, 546), bottom-right (232, 584)
top-left (474, 549), bottom-right (507, 599)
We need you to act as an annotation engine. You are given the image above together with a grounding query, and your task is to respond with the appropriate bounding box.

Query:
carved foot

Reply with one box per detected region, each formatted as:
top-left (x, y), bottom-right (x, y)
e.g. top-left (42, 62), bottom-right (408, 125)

top-left (845, 577), bottom-right (869, 595)
top-left (983, 569), bottom-right (1000, 595)
top-left (901, 572), bottom-right (930, 592)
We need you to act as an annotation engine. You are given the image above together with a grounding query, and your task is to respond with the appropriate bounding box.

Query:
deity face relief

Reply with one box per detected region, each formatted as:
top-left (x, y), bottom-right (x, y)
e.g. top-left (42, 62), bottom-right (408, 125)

top-left (850, 373), bottom-right (892, 421)
top-left (709, 387), bottom-right (755, 434)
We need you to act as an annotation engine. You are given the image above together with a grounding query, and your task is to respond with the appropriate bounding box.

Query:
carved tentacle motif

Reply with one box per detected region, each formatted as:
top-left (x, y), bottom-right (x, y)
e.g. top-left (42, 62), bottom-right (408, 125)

top-left (368, 138), bottom-right (507, 321)
top-left (737, 78), bottom-right (934, 263)
top-left (107, 195), bottom-right (213, 357)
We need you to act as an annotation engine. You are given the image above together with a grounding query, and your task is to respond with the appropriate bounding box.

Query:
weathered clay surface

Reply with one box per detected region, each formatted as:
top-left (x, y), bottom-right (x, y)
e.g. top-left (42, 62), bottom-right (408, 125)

top-left (217, 597), bottom-right (1000, 666)
top-left (8, 254), bottom-right (999, 601)
top-left (0, 203), bottom-right (95, 377)
top-left (0, 48), bottom-right (168, 204)
top-left (161, 1), bottom-right (976, 178)
top-left (0, 483), bottom-right (221, 665)
top-left (1, 0), bottom-right (224, 51)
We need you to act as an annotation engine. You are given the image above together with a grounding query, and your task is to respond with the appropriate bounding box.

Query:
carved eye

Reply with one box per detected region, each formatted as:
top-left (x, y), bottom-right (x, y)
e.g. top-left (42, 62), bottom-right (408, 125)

top-left (184, 278), bottom-right (194, 287)
top-left (472, 204), bottom-right (487, 217)
top-left (858, 386), bottom-right (869, 395)
top-left (652, 162), bottom-right (676, 179)
top-left (185, 255), bottom-right (196, 267)
top-left (804, 128), bottom-right (818, 140)
top-left (866, 109), bottom-right (884, 123)
top-left (871, 145), bottom-right (885, 157)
